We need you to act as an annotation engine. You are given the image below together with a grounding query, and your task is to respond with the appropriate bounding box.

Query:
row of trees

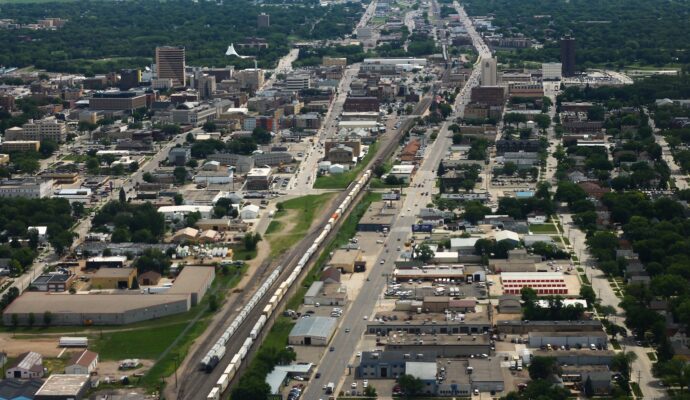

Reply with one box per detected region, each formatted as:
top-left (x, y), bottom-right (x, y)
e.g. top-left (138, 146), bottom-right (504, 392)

top-left (0, 0), bottom-right (363, 74)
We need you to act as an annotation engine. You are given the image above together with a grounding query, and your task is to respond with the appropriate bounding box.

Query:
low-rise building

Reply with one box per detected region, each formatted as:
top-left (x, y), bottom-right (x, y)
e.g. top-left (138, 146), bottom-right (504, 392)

top-left (0, 178), bottom-right (53, 198)
top-left (500, 271), bottom-right (567, 295)
top-left (288, 316), bottom-right (337, 346)
top-left (245, 167), bottom-right (272, 190)
top-left (65, 350), bottom-right (99, 375)
top-left (527, 331), bottom-right (608, 348)
top-left (383, 332), bottom-right (491, 357)
top-left (31, 273), bottom-right (75, 292)
top-left (157, 205), bottom-right (213, 221)
top-left (357, 201), bottom-right (396, 232)
top-left (166, 265), bottom-right (215, 306)
top-left (34, 374), bottom-right (90, 400)
top-left (497, 320), bottom-right (603, 334)
top-left (328, 249), bottom-right (366, 273)
top-left (6, 352), bottom-right (43, 379)
top-left (91, 268), bottom-right (137, 290)
top-left (304, 281), bottom-right (348, 306)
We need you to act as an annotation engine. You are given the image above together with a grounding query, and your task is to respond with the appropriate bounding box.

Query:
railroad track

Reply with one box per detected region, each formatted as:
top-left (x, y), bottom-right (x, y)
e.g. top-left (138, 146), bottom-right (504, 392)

top-left (173, 92), bottom-right (436, 400)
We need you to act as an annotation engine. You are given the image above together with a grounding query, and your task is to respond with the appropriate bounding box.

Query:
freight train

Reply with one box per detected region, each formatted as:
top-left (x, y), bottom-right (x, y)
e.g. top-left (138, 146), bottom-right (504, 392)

top-left (204, 169), bottom-right (372, 399)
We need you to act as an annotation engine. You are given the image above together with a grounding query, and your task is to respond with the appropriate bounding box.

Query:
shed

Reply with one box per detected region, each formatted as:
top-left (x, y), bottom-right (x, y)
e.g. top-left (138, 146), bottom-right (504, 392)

top-left (65, 350), bottom-right (99, 375)
top-left (288, 316), bottom-right (337, 346)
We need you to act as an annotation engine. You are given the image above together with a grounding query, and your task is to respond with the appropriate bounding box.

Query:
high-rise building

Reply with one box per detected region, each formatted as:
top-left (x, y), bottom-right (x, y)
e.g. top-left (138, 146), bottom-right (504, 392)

top-left (155, 46), bottom-right (186, 87)
top-left (119, 69), bottom-right (141, 90)
top-left (560, 35), bottom-right (576, 77)
top-left (257, 13), bottom-right (270, 28)
top-left (480, 57), bottom-right (497, 86)
top-left (196, 74), bottom-right (216, 99)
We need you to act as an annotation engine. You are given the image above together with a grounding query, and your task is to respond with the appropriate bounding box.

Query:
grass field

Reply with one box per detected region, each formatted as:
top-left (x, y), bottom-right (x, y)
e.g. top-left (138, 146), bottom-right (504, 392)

top-left (314, 142), bottom-right (379, 189)
top-left (230, 244), bottom-right (257, 261)
top-left (94, 323), bottom-right (189, 360)
top-left (266, 193), bottom-right (335, 257)
top-left (529, 224), bottom-right (558, 234)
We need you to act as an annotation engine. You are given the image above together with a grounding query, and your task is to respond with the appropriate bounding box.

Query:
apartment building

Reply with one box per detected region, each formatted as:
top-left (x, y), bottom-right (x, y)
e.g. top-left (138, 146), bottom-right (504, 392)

top-left (5, 118), bottom-right (68, 143)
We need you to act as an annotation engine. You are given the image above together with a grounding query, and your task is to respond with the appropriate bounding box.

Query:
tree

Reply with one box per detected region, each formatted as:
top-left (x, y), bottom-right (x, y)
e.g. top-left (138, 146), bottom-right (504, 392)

top-left (39, 139), bottom-right (58, 158)
top-left (503, 161), bottom-right (518, 176)
top-left (244, 232), bottom-right (262, 251)
top-left (384, 175), bottom-right (399, 185)
top-left (119, 187), bottom-right (126, 204)
top-left (504, 112), bottom-right (528, 127)
top-left (174, 193), bottom-right (184, 205)
top-left (579, 285), bottom-right (596, 307)
top-left (373, 163), bottom-right (386, 178)
top-left (209, 293), bottom-right (219, 311)
top-left (43, 311), bottom-right (52, 326)
top-left (415, 244), bottom-right (434, 262)
top-left (528, 356), bottom-right (560, 379)
top-left (11, 313), bottom-right (18, 329)
top-left (28, 312), bottom-right (35, 327)
top-left (142, 172), bottom-right (153, 183)
top-left (203, 121), bottom-right (217, 132)
top-left (533, 113), bottom-right (551, 132)
top-left (521, 287), bottom-right (538, 303)
top-left (397, 374), bottom-right (424, 397)
top-left (173, 166), bottom-right (187, 185)
top-left (252, 127), bottom-right (272, 144)
top-left (462, 201), bottom-right (490, 224)
top-left (611, 351), bottom-right (637, 380)
top-left (363, 385), bottom-right (377, 397)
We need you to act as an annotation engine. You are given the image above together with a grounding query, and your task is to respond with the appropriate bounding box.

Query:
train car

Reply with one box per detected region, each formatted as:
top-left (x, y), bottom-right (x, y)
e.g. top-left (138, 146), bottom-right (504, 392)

top-left (224, 362), bottom-right (236, 376)
top-left (238, 345), bottom-right (248, 360)
top-left (216, 373), bottom-right (230, 392)
top-left (205, 355), bottom-right (220, 372)
top-left (200, 355), bottom-right (211, 371)
top-left (231, 354), bottom-right (241, 365)
top-left (215, 345), bottom-right (226, 360)
top-left (262, 304), bottom-right (272, 316)
top-left (207, 387), bottom-right (220, 400)
top-left (243, 337), bottom-right (253, 349)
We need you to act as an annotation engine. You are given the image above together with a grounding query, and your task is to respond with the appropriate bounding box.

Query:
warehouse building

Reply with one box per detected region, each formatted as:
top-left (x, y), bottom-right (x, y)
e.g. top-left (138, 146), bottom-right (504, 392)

top-left (166, 266), bottom-right (215, 306)
top-left (288, 316), bottom-right (337, 346)
top-left (528, 331), bottom-right (608, 348)
top-left (34, 374), bottom-right (90, 400)
top-left (3, 293), bottom-right (191, 326)
top-left (5, 352), bottom-right (44, 379)
top-left (497, 320), bottom-right (603, 334)
top-left (384, 333), bottom-right (491, 357)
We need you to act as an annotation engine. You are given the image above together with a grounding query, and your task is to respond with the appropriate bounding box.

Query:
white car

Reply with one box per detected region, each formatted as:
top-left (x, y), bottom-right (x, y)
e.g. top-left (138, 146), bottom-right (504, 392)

top-left (351, 382), bottom-right (357, 389)
top-left (363, 380), bottom-right (369, 388)
top-left (356, 351), bottom-right (362, 357)
top-left (363, 315), bottom-right (368, 320)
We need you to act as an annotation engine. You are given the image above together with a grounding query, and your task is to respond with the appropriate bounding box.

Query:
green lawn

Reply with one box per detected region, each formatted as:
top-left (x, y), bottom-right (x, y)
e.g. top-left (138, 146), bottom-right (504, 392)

top-left (529, 224), bottom-right (558, 234)
top-left (230, 244), bottom-right (257, 261)
top-left (266, 193), bottom-right (335, 257)
top-left (580, 274), bottom-right (590, 285)
top-left (93, 322), bottom-right (189, 360)
top-left (630, 382), bottom-right (643, 397)
top-left (647, 351), bottom-right (658, 361)
top-left (314, 142), bottom-right (379, 189)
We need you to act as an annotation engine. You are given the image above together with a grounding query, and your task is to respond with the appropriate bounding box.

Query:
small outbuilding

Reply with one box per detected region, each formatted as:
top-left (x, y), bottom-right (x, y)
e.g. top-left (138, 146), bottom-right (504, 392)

top-left (288, 316), bottom-right (337, 346)
top-left (65, 350), bottom-right (99, 375)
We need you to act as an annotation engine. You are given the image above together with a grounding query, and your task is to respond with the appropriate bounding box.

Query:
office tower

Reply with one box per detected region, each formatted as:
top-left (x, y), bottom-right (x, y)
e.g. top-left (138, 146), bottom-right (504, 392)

top-left (560, 35), bottom-right (576, 77)
top-left (196, 74), bottom-right (216, 99)
top-left (480, 57), bottom-right (497, 86)
top-left (119, 69), bottom-right (141, 90)
top-left (155, 46), bottom-right (186, 87)
top-left (257, 13), bottom-right (270, 28)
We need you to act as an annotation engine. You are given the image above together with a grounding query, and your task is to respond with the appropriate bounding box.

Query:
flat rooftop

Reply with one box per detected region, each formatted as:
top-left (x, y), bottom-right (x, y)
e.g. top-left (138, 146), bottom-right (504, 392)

top-left (373, 310), bottom-right (489, 325)
top-left (35, 374), bottom-right (89, 396)
top-left (167, 266), bottom-right (214, 295)
top-left (385, 332), bottom-right (491, 345)
top-left (93, 268), bottom-right (135, 278)
top-left (4, 292), bottom-right (189, 314)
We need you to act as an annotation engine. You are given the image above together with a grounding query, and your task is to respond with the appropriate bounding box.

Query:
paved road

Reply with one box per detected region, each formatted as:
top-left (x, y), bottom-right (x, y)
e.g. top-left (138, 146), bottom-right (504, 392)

top-left (288, 64), bottom-right (360, 195)
top-left (646, 107), bottom-right (688, 190)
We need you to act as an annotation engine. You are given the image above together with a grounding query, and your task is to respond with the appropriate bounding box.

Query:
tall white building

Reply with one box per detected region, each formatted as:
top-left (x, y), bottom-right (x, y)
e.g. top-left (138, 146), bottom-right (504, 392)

top-left (480, 57), bottom-right (497, 86)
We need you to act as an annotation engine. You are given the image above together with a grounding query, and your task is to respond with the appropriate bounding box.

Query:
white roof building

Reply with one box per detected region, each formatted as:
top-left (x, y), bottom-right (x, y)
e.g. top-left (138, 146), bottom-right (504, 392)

top-left (494, 230), bottom-right (520, 243)
top-left (240, 204), bottom-right (260, 220)
top-left (450, 237), bottom-right (479, 252)
top-left (158, 205), bottom-right (213, 220)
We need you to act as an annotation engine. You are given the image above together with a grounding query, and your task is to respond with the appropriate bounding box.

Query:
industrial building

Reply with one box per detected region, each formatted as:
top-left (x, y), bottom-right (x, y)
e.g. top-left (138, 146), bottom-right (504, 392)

top-left (3, 293), bottom-right (190, 326)
top-left (496, 320), bottom-right (603, 334)
top-left (166, 265), bottom-right (215, 306)
top-left (383, 333), bottom-right (491, 357)
top-left (34, 374), bottom-right (90, 400)
top-left (528, 331), bottom-right (608, 348)
top-left (31, 273), bottom-right (75, 292)
top-left (288, 316), bottom-right (337, 346)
